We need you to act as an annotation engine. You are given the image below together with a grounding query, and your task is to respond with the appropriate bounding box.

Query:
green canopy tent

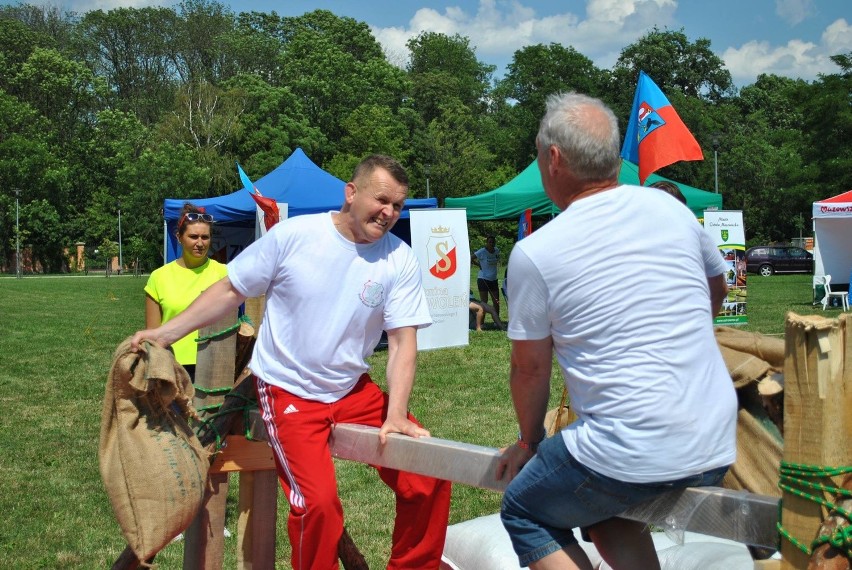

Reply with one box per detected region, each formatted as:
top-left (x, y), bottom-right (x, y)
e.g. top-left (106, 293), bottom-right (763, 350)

top-left (445, 159), bottom-right (721, 219)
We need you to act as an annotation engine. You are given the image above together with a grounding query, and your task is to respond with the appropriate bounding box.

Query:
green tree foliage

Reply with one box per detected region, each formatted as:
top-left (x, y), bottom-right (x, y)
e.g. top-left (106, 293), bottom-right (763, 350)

top-left (174, 0), bottom-right (236, 84)
top-left (277, 10), bottom-right (404, 160)
top-left (221, 73), bottom-right (325, 175)
top-left (793, 53), bottom-right (852, 192)
top-left (223, 11), bottom-right (287, 81)
top-left (0, 17), bottom-right (56, 94)
top-left (19, 199), bottom-right (64, 272)
top-left (494, 43), bottom-right (610, 170)
top-left (78, 7), bottom-right (181, 125)
top-left (406, 31), bottom-right (495, 124)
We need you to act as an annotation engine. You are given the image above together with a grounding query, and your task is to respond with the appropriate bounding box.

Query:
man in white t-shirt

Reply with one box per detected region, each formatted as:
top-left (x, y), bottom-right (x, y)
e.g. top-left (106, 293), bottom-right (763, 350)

top-left (472, 235), bottom-right (501, 320)
top-left (495, 92), bottom-right (736, 570)
top-left (132, 155), bottom-right (451, 569)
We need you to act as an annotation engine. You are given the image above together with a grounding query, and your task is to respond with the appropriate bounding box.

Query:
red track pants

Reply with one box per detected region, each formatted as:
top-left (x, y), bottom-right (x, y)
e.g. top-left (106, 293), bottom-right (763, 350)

top-left (256, 374), bottom-right (452, 570)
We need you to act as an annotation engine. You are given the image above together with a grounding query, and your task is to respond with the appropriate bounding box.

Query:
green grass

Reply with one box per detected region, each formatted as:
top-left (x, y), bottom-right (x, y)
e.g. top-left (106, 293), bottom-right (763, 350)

top-left (0, 272), bottom-right (832, 567)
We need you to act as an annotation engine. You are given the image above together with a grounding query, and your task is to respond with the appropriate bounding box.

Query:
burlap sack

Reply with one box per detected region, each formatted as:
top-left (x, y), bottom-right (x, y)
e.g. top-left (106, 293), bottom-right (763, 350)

top-left (99, 338), bottom-right (209, 562)
top-left (715, 326), bottom-right (784, 388)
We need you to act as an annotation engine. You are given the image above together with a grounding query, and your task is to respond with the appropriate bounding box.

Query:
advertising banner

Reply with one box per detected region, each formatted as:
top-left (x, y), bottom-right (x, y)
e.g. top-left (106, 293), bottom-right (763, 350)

top-left (703, 210), bottom-right (747, 325)
top-left (410, 209), bottom-right (470, 350)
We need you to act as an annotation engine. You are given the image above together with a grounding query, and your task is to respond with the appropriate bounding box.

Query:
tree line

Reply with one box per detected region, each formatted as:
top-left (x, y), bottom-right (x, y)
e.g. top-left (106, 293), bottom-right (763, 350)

top-left (1, 1), bottom-right (850, 272)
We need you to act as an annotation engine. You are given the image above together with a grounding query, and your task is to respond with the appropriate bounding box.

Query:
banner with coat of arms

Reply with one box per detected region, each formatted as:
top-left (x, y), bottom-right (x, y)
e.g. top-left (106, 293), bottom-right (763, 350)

top-left (410, 209), bottom-right (470, 350)
top-left (703, 210), bottom-right (747, 326)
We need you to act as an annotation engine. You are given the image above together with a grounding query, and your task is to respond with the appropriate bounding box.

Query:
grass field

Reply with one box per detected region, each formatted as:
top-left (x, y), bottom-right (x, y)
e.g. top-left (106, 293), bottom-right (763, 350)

top-left (0, 272), bottom-right (831, 568)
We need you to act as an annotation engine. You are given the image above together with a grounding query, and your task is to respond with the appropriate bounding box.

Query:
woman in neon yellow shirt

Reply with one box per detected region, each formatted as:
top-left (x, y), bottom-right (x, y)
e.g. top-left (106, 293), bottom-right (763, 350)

top-left (144, 203), bottom-right (228, 379)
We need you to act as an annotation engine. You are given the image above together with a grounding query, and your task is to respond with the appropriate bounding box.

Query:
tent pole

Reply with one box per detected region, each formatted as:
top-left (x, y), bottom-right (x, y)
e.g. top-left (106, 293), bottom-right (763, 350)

top-left (163, 219), bottom-right (167, 266)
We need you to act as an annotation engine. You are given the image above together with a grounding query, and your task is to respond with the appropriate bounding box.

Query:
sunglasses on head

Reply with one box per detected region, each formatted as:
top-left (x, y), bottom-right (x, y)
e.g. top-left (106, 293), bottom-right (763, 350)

top-left (179, 212), bottom-right (214, 227)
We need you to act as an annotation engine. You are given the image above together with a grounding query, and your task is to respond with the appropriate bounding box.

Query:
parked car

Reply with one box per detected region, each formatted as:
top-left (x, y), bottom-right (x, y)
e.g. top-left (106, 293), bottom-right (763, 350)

top-left (745, 246), bottom-right (813, 276)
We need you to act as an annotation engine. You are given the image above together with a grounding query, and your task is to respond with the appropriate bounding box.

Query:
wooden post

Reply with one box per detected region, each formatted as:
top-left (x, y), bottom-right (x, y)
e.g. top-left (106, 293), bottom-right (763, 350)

top-left (781, 313), bottom-right (852, 569)
top-left (237, 470), bottom-right (278, 569)
top-left (183, 311), bottom-right (239, 570)
top-left (231, 296), bottom-right (279, 570)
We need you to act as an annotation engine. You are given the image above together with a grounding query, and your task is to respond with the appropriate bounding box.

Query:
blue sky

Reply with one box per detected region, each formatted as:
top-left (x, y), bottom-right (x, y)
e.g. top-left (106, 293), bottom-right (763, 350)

top-left (44, 0), bottom-right (852, 86)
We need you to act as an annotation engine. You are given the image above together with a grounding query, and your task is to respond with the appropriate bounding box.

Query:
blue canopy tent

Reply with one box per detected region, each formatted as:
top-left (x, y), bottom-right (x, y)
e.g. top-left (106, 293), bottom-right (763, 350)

top-left (163, 148), bottom-right (436, 262)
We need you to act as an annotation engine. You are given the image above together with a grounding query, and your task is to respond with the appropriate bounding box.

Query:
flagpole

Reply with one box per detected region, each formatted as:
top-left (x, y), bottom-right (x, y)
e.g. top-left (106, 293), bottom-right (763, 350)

top-left (116, 199), bottom-right (123, 274)
top-left (14, 188), bottom-right (21, 279)
top-left (712, 134), bottom-right (720, 194)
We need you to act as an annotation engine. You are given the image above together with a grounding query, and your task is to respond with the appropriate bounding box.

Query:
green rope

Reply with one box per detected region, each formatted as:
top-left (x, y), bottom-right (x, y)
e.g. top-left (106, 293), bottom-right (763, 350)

top-left (813, 525), bottom-right (852, 559)
top-left (195, 314), bottom-right (254, 344)
top-left (194, 385), bottom-right (237, 413)
top-left (194, 385), bottom-right (232, 396)
top-left (193, 391), bottom-right (260, 451)
top-left (776, 461), bottom-right (852, 556)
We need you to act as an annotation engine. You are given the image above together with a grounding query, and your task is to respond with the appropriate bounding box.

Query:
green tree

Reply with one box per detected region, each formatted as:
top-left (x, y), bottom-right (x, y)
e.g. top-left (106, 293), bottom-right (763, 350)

top-left (277, 10), bottom-right (407, 161)
top-left (493, 43), bottom-right (609, 170)
top-left (422, 99), bottom-right (505, 204)
top-left (612, 28), bottom-right (734, 115)
top-left (221, 73), bottom-right (325, 176)
top-left (406, 31), bottom-right (495, 125)
top-left (78, 7), bottom-right (180, 125)
top-left (18, 199), bottom-right (64, 272)
top-left (222, 11), bottom-right (286, 82)
top-left (12, 47), bottom-right (102, 145)
top-left (0, 17), bottom-right (56, 94)
top-left (156, 80), bottom-right (246, 194)
top-left (125, 235), bottom-right (149, 275)
top-left (793, 53), bottom-right (852, 192)
top-left (115, 143), bottom-right (210, 266)
top-left (174, 0), bottom-right (236, 83)
top-left (0, 3), bottom-right (77, 54)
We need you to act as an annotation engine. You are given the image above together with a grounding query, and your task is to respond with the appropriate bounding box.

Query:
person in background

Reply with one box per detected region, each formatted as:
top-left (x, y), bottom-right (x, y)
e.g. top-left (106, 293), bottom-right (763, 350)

top-left (132, 155), bottom-right (452, 570)
top-left (472, 235), bottom-right (501, 324)
top-left (144, 203), bottom-right (228, 381)
top-left (469, 291), bottom-right (505, 331)
top-left (650, 180), bottom-right (687, 205)
top-left (496, 92), bottom-right (736, 570)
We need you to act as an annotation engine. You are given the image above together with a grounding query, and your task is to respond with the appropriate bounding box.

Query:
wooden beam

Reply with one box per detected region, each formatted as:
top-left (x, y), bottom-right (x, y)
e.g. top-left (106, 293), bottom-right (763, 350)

top-left (329, 423), bottom-right (781, 550)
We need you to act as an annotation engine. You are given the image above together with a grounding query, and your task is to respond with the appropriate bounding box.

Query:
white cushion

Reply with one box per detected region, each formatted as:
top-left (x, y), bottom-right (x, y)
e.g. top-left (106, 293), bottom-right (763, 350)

top-left (441, 513), bottom-right (758, 570)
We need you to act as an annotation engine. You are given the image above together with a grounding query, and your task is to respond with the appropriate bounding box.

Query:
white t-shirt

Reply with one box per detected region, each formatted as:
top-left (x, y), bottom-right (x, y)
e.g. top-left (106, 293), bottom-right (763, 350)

top-left (508, 185), bottom-right (737, 483)
top-left (228, 212), bottom-right (432, 403)
top-left (474, 247), bottom-right (500, 281)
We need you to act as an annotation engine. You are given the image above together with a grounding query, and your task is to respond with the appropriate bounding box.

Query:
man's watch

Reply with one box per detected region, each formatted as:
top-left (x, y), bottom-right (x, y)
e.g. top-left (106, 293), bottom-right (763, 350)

top-left (517, 432), bottom-right (543, 452)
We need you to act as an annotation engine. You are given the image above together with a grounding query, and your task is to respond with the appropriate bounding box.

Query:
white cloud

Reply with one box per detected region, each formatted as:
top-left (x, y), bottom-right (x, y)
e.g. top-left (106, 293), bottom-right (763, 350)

top-left (775, 0), bottom-right (814, 26)
top-left (723, 18), bottom-right (851, 84)
top-left (822, 18), bottom-right (852, 55)
top-left (372, 0), bottom-right (677, 74)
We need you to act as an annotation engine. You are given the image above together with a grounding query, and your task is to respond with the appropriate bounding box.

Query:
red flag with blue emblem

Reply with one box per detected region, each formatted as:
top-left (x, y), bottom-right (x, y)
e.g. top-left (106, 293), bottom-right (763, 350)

top-left (620, 71), bottom-right (703, 185)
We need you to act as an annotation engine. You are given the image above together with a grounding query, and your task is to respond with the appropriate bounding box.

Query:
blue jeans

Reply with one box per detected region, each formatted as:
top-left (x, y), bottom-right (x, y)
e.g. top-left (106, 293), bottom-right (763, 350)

top-left (500, 435), bottom-right (729, 566)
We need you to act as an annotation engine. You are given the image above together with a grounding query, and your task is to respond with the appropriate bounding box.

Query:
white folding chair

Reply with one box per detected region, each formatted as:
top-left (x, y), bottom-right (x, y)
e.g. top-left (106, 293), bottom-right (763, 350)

top-left (821, 275), bottom-right (849, 311)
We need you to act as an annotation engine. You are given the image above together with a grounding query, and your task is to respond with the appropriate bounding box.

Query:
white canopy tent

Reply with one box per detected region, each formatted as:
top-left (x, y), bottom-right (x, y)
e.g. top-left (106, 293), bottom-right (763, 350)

top-left (812, 189), bottom-right (852, 289)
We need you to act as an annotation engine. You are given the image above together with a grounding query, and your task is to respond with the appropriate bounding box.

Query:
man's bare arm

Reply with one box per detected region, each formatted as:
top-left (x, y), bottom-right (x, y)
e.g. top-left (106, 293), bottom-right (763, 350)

top-left (707, 274), bottom-right (728, 317)
top-left (496, 337), bottom-right (553, 482)
top-left (379, 326), bottom-right (429, 443)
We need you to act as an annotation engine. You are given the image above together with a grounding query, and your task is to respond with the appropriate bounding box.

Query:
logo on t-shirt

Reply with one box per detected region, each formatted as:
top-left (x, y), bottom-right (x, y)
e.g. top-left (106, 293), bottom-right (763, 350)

top-left (360, 280), bottom-right (384, 307)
